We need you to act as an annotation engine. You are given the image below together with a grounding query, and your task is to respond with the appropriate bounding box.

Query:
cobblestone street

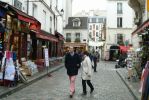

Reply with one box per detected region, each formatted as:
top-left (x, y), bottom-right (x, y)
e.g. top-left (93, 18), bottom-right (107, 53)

top-left (1, 61), bottom-right (135, 100)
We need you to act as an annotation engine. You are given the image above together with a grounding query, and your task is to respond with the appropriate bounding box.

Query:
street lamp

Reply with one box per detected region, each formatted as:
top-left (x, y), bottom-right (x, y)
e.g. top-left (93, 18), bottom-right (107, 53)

top-left (55, 9), bottom-right (64, 31)
top-left (56, 9), bottom-right (64, 16)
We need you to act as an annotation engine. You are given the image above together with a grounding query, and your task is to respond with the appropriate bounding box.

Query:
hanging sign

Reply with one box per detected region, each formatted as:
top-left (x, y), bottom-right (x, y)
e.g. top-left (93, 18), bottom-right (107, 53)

top-left (44, 48), bottom-right (49, 67)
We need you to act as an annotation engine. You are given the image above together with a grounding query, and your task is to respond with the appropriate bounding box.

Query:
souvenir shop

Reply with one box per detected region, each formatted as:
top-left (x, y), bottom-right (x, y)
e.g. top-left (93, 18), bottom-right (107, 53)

top-left (0, 1), bottom-right (64, 87)
top-left (131, 19), bottom-right (149, 100)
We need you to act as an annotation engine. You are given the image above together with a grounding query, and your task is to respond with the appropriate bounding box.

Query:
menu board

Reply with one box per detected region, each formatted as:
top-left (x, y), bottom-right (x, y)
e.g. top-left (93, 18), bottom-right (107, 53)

top-left (44, 48), bottom-right (49, 67)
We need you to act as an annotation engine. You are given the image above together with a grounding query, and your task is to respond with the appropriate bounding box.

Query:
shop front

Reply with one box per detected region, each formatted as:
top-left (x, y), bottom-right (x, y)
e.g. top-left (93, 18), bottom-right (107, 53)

top-left (64, 42), bottom-right (87, 53)
top-left (0, 1), bottom-right (42, 86)
top-left (55, 31), bottom-right (64, 57)
top-left (132, 19), bottom-right (149, 99)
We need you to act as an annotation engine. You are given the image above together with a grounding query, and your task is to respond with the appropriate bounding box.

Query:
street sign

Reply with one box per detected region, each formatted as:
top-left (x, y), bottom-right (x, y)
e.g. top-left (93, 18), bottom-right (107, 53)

top-left (44, 48), bottom-right (49, 67)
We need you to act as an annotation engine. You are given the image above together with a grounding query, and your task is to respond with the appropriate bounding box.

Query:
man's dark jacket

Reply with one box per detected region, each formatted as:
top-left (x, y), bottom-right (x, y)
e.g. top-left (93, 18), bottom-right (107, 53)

top-left (65, 53), bottom-right (81, 76)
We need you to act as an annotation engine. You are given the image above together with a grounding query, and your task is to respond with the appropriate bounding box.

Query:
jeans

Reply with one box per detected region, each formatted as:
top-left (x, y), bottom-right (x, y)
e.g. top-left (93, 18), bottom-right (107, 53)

top-left (82, 79), bottom-right (94, 93)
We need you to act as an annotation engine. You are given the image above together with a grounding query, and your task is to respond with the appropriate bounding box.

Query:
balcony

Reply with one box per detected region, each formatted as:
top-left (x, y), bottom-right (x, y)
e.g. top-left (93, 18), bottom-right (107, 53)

top-left (65, 38), bottom-right (71, 42)
top-left (74, 38), bottom-right (81, 42)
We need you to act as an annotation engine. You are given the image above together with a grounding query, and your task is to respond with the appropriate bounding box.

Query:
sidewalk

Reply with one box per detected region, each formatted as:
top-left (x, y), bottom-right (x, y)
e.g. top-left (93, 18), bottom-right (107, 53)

top-left (116, 68), bottom-right (141, 100)
top-left (0, 63), bottom-right (64, 99)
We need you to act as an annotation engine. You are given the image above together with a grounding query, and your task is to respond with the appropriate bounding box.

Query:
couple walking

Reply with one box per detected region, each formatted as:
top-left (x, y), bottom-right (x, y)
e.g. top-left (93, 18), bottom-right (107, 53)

top-left (65, 47), bottom-right (94, 98)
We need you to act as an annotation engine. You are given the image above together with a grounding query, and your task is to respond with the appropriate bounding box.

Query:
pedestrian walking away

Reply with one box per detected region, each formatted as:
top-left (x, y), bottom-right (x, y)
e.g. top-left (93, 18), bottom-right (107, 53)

top-left (93, 51), bottom-right (98, 72)
top-left (81, 51), bottom-right (94, 95)
top-left (64, 46), bottom-right (81, 98)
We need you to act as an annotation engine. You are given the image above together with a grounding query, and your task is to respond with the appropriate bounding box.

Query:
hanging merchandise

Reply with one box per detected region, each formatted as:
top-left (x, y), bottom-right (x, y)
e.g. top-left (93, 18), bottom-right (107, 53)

top-left (0, 32), bottom-right (3, 61)
top-left (4, 58), bottom-right (15, 81)
top-left (141, 61), bottom-right (149, 100)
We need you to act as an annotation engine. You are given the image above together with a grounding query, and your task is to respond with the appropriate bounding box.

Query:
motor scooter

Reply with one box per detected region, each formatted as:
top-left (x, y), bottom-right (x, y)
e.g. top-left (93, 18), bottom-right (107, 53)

top-left (115, 59), bottom-right (126, 68)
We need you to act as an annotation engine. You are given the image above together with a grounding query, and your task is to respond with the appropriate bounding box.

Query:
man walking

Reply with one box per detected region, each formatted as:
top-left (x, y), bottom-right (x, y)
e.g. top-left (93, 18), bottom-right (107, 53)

top-left (64, 46), bottom-right (81, 98)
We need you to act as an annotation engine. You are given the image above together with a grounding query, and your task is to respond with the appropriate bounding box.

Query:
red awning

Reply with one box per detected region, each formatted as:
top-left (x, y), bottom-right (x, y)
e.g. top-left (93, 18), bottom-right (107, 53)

top-left (132, 19), bottom-right (149, 36)
top-left (55, 31), bottom-right (64, 40)
top-left (119, 46), bottom-right (130, 53)
top-left (36, 30), bottom-right (58, 42)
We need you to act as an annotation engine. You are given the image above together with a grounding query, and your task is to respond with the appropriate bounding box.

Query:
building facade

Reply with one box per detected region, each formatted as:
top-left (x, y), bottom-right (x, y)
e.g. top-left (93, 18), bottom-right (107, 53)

top-left (63, 17), bottom-right (88, 52)
top-left (128, 0), bottom-right (148, 50)
top-left (88, 16), bottom-right (106, 52)
top-left (105, 0), bottom-right (134, 60)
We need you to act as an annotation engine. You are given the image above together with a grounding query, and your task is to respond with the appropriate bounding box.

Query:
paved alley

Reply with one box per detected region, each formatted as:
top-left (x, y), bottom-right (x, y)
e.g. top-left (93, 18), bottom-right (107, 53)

top-left (1, 61), bottom-right (135, 100)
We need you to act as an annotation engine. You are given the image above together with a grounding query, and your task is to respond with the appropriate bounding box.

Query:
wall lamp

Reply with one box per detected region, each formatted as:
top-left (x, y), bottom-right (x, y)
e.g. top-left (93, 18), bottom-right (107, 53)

top-left (56, 9), bottom-right (64, 16)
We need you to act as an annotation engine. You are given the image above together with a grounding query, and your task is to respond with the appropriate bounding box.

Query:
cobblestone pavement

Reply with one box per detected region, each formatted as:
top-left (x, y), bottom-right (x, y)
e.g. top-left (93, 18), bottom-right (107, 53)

top-left (1, 61), bottom-right (135, 100)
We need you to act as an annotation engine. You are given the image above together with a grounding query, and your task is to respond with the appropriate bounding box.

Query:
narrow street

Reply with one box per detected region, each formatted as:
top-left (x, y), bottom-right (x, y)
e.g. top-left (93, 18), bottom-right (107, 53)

top-left (2, 61), bottom-right (135, 100)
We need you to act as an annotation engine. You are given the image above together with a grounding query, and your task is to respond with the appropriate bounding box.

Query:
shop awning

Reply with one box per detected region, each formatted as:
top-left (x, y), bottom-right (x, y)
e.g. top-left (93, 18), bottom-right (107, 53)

top-left (119, 46), bottom-right (130, 53)
top-left (0, 1), bottom-right (39, 24)
top-left (132, 19), bottom-right (149, 36)
top-left (36, 30), bottom-right (58, 42)
top-left (55, 31), bottom-right (64, 40)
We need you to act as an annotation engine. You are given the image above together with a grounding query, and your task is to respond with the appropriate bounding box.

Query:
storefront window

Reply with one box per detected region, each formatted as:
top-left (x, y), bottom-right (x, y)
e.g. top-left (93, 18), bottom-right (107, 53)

top-left (21, 33), bottom-right (27, 58)
top-left (6, 15), bottom-right (12, 29)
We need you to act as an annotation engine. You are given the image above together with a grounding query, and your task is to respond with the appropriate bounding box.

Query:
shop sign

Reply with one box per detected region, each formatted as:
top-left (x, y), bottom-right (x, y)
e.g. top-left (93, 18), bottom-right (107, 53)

top-left (44, 48), bottom-right (49, 67)
top-left (29, 24), bottom-right (37, 31)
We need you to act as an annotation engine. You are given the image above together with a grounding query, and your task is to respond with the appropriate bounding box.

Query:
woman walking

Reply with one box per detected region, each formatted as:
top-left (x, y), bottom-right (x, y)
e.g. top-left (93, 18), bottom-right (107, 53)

top-left (81, 51), bottom-right (94, 95)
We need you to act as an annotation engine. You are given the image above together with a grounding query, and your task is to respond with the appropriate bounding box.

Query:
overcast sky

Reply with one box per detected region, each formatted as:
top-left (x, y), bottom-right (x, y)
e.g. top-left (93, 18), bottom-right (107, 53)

top-left (72, 0), bottom-right (107, 15)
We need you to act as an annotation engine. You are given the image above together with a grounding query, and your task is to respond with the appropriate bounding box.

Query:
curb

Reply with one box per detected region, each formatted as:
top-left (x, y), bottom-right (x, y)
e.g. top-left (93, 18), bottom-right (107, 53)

top-left (116, 70), bottom-right (140, 100)
top-left (0, 64), bottom-right (64, 99)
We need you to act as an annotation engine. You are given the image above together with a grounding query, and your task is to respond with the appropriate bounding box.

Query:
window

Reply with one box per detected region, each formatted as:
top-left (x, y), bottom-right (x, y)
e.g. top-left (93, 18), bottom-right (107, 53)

top-left (93, 24), bottom-right (95, 29)
top-left (66, 33), bottom-right (71, 42)
top-left (117, 17), bottom-right (122, 28)
top-left (75, 33), bottom-right (80, 42)
top-left (49, 16), bottom-right (52, 33)
top-left (90, 25), bottom-right (92, 30)
top-left (32, 4), bottom-right (37, 17)
top-left (43, 10), bottom-right (46, 30)
top-left (117, 34), bottom-right (124, 45)
top-left (14, 0), bottom-right (22, 10)
top-left (76, 33), bottom-right (80, 38)
top-left (96, 32), bottom-right (99, 37)
top-left (88, 18), bottom-right (92, 23)
top-left (96, 25), bottom-right (98, 30)
top-left (72, 18), bottom-right (81, 27)
top-left (117, 3), bottom-right (123, 14)
top-left (89, 32), bottom-right (92, 38)
top-left (93, 30), bottom-right (95, 37)
top-left (73, 21), bottom-right (79, 27)
top-left (92, 18), bottom-right (96, 23)
top-left (66, 33), bottom-right (71, 38)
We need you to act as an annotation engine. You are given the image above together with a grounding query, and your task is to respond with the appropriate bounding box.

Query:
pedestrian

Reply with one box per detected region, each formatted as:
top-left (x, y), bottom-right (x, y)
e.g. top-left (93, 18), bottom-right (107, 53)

top-left (81, 51), bottom-right (94, 95)
top-left (64, 46), bottom-right (81, 98)
top-left (93, 52), bottom-right (98, 72)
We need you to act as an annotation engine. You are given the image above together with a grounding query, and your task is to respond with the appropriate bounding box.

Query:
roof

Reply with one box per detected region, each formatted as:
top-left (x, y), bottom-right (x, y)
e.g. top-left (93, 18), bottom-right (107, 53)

top-left (64, 17), bottom-right (88, 29)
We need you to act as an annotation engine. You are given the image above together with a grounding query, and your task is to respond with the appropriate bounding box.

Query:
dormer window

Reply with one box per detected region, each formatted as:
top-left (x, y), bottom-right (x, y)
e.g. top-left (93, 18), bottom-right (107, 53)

top-left (72, 18), bottom-right (81, 27)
